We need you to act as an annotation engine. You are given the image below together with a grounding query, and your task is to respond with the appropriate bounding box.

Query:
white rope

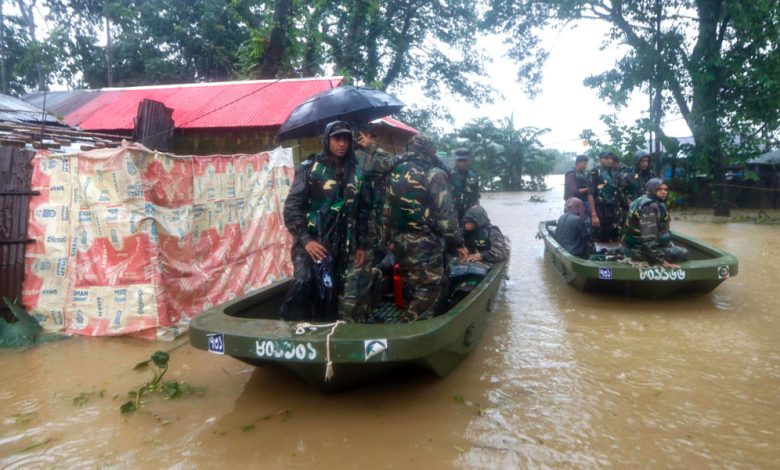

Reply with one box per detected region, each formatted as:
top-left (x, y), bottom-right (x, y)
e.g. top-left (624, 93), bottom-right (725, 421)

top-left (293, 320), bottom-right (345, 382)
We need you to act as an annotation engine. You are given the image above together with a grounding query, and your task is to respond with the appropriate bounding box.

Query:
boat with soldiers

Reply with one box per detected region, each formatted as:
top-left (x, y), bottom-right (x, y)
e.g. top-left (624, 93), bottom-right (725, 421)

top-left (189, 260), bottom-right (507, 391)
top-left (538, 220), bottom-right (738, 298)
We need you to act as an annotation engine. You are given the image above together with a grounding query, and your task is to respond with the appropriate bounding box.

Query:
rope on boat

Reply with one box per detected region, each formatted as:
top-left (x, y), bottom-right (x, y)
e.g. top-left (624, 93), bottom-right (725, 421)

top-left (293, 320), bottom-right (346, 382)
top-left (617, 257), bottom-right (651, 269)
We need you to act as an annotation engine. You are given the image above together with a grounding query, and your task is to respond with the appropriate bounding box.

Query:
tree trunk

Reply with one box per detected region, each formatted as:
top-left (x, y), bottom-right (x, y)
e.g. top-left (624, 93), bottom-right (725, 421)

top-left (691, 0), bottom-right (729, 216)
top-left (16, 0), bottom-right (46, 91)
top-left (257, 0), bottom-right (294, 79)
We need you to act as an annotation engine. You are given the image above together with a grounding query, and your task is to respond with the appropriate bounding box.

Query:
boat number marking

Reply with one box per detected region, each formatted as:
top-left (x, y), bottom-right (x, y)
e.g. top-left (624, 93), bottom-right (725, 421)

top-left (364, 339), bottom-right (388, 361)
top-left (599, 268), bottom-right (613, 280)
top-left (638, 267), bottom-right (686, 281)
top-left (717, 266), bottom-right (730, 279)
top-left (255, 340), bottom-right (317, 360)
top-left (207, 334), bottom-right (225, 354)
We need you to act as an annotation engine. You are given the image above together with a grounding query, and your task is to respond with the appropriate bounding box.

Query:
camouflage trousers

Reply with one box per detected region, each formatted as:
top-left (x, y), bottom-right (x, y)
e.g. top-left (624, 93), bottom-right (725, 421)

top-left (625, 243), bottom-right (690, 264)
top-left (393, 232), bottom-right (444, 322)
top-left (279, 246), bottom-right (341, 322)
top-left (338, 250), bottom-right (375, 322)
top-left (593, 202), bottom-right (620, 242)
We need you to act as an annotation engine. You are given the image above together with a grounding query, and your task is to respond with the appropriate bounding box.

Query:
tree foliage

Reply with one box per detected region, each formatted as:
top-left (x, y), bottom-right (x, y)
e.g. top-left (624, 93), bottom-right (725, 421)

top-left (2, 0), bottom-right (494, 106)
top-left (488, 0), bottom-right (780, 214)
top-left (451, 116), bottom-right (552, 191)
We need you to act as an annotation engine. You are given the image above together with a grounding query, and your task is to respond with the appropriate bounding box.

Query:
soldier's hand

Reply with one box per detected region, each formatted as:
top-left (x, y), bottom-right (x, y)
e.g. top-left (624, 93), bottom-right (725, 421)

top-left (466, 252), bottom-right (482, 262)
top-left (591, 215), bottom-right (600, 228)
top-left (304, 241), bottom-right (328, 262)
top-left (456, 247), bottom-right (469, 261)
top-left (661, 260), bottom-right (679, 269)
top-left (354, 249), bottom-right (366, 268)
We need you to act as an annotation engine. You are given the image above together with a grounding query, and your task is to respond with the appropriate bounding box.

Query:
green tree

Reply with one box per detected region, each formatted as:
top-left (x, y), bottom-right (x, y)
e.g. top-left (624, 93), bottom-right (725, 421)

top-left (457, 116), bottom-right (550, 191)
top-left (488, 0), bottom-right (780, 215)
top-left (237, 0), bottom-right (493, 104)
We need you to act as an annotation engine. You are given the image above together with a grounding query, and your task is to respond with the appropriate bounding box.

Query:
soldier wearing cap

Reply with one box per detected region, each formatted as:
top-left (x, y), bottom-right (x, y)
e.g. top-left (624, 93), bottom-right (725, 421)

top-left (384, 134), bottom-right (468, 322)
top-left (338, 123), bottom-right (394, 321)
top-left (450, 147), bottom-right (481, 222)
top-left (588, 151), bottom-right (622, 242)
top-left (279, 120), bottom-right (370, 321)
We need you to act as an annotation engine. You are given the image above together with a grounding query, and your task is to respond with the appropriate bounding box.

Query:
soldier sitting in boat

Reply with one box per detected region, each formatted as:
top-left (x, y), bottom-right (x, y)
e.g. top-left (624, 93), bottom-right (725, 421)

top-left (461, 206), bottom-right (510, 265)
top-left (622, 178), bottom-right (689, 268)
top-left (444, 206), bottom-right (510, 308)
top-left (555, 197), bottom-right (593, 259)
top-left (279, 121), bottom-right (370, 321)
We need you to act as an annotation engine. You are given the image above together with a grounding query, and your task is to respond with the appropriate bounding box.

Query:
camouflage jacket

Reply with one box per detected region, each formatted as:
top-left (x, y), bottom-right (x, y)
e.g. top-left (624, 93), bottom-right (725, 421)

top-left (619, 167), bottom-right (656, 206)
top-left (283, 152), bottom-right (369, 257)
top-left (589, 166), bottom-right (619, 205)
top-left (355, 142), bottom-right (394, 248)
top-left (463, 206), bottom-right (509, 264)
top-left (622, 195), bottom-right (671, 264)
top-left (384, 152), bottom-right (464, 248)
top-left (451, 169), bottom-right (481, 221)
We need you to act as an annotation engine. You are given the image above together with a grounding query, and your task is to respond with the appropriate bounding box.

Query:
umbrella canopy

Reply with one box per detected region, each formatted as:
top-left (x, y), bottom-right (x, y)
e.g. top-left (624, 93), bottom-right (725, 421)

top-left (276, 86), bottom-right (404, 141)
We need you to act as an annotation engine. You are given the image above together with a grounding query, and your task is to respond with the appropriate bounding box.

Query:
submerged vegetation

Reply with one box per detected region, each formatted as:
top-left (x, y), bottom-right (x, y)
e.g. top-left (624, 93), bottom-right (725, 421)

top-left (120, 351), bottom-right (204, 414)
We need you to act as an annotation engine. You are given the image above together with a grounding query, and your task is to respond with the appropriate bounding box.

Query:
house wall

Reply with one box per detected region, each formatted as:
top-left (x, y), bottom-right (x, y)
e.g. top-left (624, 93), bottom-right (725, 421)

top-left (100, 126), bottom-right (412, 162)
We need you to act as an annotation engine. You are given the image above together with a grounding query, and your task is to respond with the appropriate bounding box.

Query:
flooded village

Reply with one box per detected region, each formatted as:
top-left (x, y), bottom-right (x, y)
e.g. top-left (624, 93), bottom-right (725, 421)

top-left (2, 1), bottom-right (780, 468)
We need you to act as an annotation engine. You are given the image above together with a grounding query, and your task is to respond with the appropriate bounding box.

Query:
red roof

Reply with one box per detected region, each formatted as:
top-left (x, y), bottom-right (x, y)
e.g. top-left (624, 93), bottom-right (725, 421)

top-left (373, 116), bottom-right (418, 135)
top-left (64, 77), bottom-right (344, 131)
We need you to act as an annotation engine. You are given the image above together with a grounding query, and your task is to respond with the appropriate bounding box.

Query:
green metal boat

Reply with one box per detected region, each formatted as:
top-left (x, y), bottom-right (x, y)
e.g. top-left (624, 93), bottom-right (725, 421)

top-left (189, 261), bottom-right (507, 391)
top-left (539, 220), bottom-right (738, 298)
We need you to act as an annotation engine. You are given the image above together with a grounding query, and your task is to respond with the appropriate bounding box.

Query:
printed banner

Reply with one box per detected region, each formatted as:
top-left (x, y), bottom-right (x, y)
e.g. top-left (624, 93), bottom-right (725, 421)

top-left (22, 143), bottom-right (294, 339)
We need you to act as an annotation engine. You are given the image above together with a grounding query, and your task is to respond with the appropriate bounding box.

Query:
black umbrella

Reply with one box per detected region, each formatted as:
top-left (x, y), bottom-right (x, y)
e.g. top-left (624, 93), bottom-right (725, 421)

top-left (276, 86), bottom-right (404, 141)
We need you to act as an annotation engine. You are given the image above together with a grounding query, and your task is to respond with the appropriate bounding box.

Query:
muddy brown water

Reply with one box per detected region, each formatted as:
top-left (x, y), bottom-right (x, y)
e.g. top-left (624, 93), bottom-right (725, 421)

top-left (2, 177), bottom-right (779, 468)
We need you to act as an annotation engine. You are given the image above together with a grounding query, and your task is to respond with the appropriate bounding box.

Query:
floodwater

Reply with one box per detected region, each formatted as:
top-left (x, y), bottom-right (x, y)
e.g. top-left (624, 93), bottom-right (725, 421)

top-left (2, 176), bottom-right (779, 469)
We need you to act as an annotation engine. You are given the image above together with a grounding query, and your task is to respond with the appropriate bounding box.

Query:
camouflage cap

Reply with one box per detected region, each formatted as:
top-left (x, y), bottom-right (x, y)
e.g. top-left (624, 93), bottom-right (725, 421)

top-left (408, 133), bottom-right (437, 156)
top-left (453, 147), bottom-right (471, 160)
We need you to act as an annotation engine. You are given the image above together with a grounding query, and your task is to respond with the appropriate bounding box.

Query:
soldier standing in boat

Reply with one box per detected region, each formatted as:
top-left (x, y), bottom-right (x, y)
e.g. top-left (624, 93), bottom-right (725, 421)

top-left (618, 150), bottom-right (656, 220)
top-left (279, 121), bottom-right (370, 321)
top-left (384, 134), bottom-right (468, 322)
top-left (622, 178), bottom-right (689, 267)
top-left (588, 151), bottom-right (621, 242)
top-left (564, 154), bottom-right (591, 220)
top-left (339, 124), bottom-right (394, 322)
top-left (450, 148), bottom-right (481, 223)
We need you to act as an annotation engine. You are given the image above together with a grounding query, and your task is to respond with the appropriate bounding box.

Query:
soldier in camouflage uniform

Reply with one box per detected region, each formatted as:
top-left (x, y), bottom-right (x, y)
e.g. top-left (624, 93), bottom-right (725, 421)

top-left (384, 134), bottom-right (468, 322)
top-left (338, 124), bottom-right (394, 321)
top-left (622, 178), bottom-right (689, 267)
top-left (450, 148), bottom-right (481, 222)
top-left (462, 206), bottom-right (510, 265)
top-left (588, 151), bottom-right (622, 242)
top-left (618, 151), bottom-right (656, 219)
top-left (279, 121), bottom-right (369, 321)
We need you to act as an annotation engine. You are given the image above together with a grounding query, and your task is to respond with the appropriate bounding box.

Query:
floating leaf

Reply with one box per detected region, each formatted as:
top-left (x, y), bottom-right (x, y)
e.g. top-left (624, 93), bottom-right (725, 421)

top-left (240, 424), bottom-right (255, 432)
top-left (120, 401), bottom-right (137, 413)
top-left (22, 438), bottom-right (52, 452)
top-left (151, 351), bottom-right (170, 369)
top-left (453, 395), bottom-right (465, 404)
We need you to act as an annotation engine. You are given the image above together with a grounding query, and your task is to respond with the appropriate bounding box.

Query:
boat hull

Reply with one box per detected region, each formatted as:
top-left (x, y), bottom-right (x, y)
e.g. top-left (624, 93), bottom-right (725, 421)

top-left (539, 221), bottom-right (738, 298)
top-left (190, 261), bottom-right (507, 391)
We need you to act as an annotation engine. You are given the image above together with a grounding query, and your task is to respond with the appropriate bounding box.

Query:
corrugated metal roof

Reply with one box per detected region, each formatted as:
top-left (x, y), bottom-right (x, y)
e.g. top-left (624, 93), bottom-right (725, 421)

top-left (63, 77), bottom-right (344, 131)
top-left (0, 93), bottom-right (61, 124)
top-left (372, 116), bottom-right (418, 135)
top-left (23, 90), bottom-right (102, 117)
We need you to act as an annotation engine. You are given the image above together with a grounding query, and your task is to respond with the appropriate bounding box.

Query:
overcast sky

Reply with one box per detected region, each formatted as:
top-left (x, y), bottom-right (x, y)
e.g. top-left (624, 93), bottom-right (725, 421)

top-left (407, 21), bottom-right (693, 153)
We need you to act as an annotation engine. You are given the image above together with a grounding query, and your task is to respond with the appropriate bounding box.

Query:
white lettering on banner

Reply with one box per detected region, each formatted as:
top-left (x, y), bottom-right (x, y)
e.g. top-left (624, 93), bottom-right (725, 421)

top-left (255, 340), bottom-right (317, 361)
top-left (638, 267), bottom-right (686, 281)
